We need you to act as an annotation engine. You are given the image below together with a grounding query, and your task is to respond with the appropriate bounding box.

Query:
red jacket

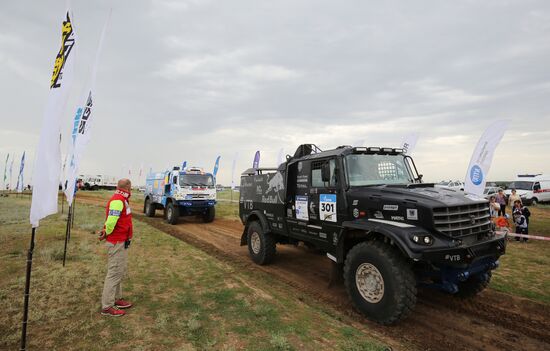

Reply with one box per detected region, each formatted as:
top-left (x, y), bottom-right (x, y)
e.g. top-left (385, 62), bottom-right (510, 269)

top-left (104, 188), bottom-right (133, 244)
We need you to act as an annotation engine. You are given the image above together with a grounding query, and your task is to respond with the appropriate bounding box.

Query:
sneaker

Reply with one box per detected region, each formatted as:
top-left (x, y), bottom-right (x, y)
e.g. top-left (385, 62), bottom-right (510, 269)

top-left (101, 306), bottom-right (125, 317)
top-left (115, 299), bottom-right (133, 309)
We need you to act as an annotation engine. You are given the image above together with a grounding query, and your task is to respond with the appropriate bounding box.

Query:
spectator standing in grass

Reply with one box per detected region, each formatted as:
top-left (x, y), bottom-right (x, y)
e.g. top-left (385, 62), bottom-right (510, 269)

top-left (513, 200), bottom-right (529, 242)
top-left (496, 189), bottom-right (507, 216)
top-left (99, 178), bottom-right (134, 316)
top-left (508, 188), bottom-right (522, 208)
top-left (489, 196), bottom-right (500, 219)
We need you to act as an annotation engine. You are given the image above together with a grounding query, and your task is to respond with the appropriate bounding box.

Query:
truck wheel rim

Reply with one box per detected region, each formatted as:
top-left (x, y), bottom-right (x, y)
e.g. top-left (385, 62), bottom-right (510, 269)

top-left (355, 263), bottom-right (384, 303)
top-left (251, 232), bottom-right (261, 254)
top-left (167, 207), bottom-right (172, 219)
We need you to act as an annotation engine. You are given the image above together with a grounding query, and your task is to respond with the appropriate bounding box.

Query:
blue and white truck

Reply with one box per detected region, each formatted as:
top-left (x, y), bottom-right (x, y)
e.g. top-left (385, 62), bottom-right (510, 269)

top-left (144, 166), bottom-right (216, 224)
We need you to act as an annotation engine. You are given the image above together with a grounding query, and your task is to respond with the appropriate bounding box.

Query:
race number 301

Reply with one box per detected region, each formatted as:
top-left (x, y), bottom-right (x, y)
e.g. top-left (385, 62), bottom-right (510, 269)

top-left (320, 194), bottom-right (337, 222)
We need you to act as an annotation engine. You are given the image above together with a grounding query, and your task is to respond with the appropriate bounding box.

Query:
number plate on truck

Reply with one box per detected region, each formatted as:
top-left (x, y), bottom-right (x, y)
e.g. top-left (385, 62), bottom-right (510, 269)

top-left (320, 194), bottom-right (337, 222)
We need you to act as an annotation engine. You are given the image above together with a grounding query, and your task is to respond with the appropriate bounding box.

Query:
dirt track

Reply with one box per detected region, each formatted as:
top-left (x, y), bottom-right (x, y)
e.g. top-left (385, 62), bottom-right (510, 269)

top-left (78, 195), bottom-right (550, 351)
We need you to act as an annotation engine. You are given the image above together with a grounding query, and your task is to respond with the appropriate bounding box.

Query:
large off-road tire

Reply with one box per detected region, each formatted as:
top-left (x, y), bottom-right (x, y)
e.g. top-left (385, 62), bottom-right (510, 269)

top-left (530, 198), bottom-right (538, 206)
top-left (344, 241), bottom-right (417, 325)
top-left (247, 221), bottom-right (276, 265)
top-left (456, 271), bottom-right (491, 298)
top-left (144, 198), bottom-right (156, 217)
top-left (203, 206), bottom-right (215, 223)
top-left (165, 202), bottom-right (179, 225)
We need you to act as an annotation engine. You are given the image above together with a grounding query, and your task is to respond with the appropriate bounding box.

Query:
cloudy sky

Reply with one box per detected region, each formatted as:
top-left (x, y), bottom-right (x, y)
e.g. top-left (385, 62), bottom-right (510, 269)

top-left (1, 0), bottom-right (549, 186)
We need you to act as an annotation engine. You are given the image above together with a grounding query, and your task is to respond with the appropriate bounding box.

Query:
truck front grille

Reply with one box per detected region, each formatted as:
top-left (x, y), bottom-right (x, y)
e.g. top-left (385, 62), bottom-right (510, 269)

top-left (433, 203), bottom-right (491, 238)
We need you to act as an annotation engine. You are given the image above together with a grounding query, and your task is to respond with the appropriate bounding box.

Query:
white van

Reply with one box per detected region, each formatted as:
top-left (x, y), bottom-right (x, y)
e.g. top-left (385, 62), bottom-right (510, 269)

top-left (505, 174), bottom-right (550, 205)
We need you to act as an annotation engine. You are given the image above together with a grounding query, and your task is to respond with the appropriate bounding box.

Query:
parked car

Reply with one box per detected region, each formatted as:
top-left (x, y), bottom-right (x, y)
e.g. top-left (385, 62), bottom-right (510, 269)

top-left (435, 180), bottom-right (464, 191)
top-left (483, 186), bottom-right (502, 200)
top-left (504, 174), bottom-right (550, 205)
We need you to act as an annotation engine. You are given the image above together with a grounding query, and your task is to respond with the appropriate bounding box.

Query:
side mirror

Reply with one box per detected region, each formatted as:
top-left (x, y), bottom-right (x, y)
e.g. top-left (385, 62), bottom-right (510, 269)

top-left (173, 176), bottom-right (178, 184)
top-left (321, 162), bottom-right (331, 182)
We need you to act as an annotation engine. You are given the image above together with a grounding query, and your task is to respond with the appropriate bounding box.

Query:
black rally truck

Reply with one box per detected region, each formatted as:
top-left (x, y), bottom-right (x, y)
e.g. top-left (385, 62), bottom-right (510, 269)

top-left (239, 144), bottom-right (506, 324)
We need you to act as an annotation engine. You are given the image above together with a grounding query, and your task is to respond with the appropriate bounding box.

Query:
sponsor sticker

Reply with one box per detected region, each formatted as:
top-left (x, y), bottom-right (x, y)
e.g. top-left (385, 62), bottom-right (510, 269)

top-left (320, 194), bottom-right (337, 222)
top-left (406, 208), bottom-right (418, 220)
top-left (295, 195), bottom-right (309, 221)
top-left (383, 204), bottom-right (399, 211)
top-left (353, 208), bottom-right (359, 218)
top-left (374, 211), bottom-right (384, 219)
top-left (391, 216), bottom-right (405, 221)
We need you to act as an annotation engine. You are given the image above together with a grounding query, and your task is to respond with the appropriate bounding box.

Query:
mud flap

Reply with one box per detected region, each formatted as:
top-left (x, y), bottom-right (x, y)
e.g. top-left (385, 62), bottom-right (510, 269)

top-left (328, 261), bottom-right (344, 288)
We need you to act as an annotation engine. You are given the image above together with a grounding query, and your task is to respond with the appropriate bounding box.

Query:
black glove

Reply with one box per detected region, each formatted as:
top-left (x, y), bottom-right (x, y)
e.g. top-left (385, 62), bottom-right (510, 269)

top-left (124, 240), bottom-right (131, 249)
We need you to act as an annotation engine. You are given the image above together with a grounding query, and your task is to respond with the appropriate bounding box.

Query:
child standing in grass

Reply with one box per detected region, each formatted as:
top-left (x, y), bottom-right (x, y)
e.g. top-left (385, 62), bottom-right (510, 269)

top-left (513, 200), bottom-right (529, 242)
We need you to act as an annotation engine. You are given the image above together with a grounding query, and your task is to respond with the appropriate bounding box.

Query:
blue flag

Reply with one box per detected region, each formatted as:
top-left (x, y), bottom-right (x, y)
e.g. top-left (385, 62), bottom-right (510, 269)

top-left (3, 153), bottom-right (8, 189)
top-left (16, 152), bottom-right (25, 192)
top-left (213, 156), bottom-right (221, 178)
top-left (253, 151), bottom-right (260, 169)
top-left (181, 161), bottom-right (187, 170)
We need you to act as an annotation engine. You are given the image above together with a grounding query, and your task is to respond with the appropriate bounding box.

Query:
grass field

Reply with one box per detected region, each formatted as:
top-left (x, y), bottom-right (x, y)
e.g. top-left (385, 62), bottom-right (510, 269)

top-left (490, 204), bottom-right (550, 303)
top-left (0, 195), bottom-right (387, 351)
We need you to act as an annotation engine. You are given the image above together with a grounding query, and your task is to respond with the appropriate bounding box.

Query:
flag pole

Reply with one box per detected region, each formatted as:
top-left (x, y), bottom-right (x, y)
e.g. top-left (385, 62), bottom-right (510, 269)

top-left (62, 205), bottom-right (72, 267)
top-left (71, 195), bottom-right (75, 230)
top-left (20, 227), bottom-right (36, 351)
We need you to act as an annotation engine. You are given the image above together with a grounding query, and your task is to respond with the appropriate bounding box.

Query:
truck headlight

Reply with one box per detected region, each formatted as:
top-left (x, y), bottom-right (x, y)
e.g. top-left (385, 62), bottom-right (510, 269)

top-left (411, 234), bottom-right (433, 246)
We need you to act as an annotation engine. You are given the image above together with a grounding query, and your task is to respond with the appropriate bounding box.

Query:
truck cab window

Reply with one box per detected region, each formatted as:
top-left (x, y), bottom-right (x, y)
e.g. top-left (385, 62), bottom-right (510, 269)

top-left (311, 159), bottom-right (337, 187)
top-left (345, 154), bottom-right (413, 186)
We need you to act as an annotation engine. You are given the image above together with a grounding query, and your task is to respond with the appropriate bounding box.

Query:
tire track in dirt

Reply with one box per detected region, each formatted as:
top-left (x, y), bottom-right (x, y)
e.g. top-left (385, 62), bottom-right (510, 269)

top-left (76, 195), bottom-right (549, 351)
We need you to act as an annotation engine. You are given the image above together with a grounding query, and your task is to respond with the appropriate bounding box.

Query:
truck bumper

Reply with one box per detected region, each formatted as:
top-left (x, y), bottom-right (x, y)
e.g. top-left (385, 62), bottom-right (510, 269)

top-left (176, 200), bottom-right (216, 215)
top-left (419, 234), bottom-right (506, 268)
top-left (416, 234), bottom-right (506, 294)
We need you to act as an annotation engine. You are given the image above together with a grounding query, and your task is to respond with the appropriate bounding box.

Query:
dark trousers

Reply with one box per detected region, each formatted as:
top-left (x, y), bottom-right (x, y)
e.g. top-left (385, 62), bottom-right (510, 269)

top-left (498, 204), bottom-right (506, 216)
top-left (515, 227), bottom-right (528, 242)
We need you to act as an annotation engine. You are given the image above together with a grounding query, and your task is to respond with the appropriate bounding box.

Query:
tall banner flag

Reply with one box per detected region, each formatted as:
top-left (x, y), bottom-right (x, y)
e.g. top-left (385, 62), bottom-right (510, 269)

top-left (16, 152), bottom-right (26, 193)
top-left (464, 121), bottom-right (509, 196)
top-left (213, 156), bottom-right (221, 178)
top-left (182, 161), bottom-right (187, 170)
top-left (401, 133), bottom-right (419, 155)
top-left (3, 154), bottom-right (9, 190)
top-left (64, 10), bottom-right (111, 205)
top-left (231, 152), bottom-right (238, 190)
top-left (277, 148), bottom-right (284, 166)
top-left (9, 156), bottom-right (14, 190)
top-left (253, 151), bottom-right (260, 169)
top-left (30, 10), bottom-right (76, 227)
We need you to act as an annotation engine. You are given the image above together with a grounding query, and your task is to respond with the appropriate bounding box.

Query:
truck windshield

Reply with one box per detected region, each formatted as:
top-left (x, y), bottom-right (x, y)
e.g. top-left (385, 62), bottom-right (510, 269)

top-left (345, 154), bottom-right (414, 186)
top-left (508, 181), bottom-right (533, 191)
top-left (179, 174), bottom-right (214, 187)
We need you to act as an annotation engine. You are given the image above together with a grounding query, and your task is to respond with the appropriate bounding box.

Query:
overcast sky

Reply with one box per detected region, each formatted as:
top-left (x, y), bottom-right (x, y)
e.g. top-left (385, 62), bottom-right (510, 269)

top-left (1, 0), bottom-right (549, 186)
